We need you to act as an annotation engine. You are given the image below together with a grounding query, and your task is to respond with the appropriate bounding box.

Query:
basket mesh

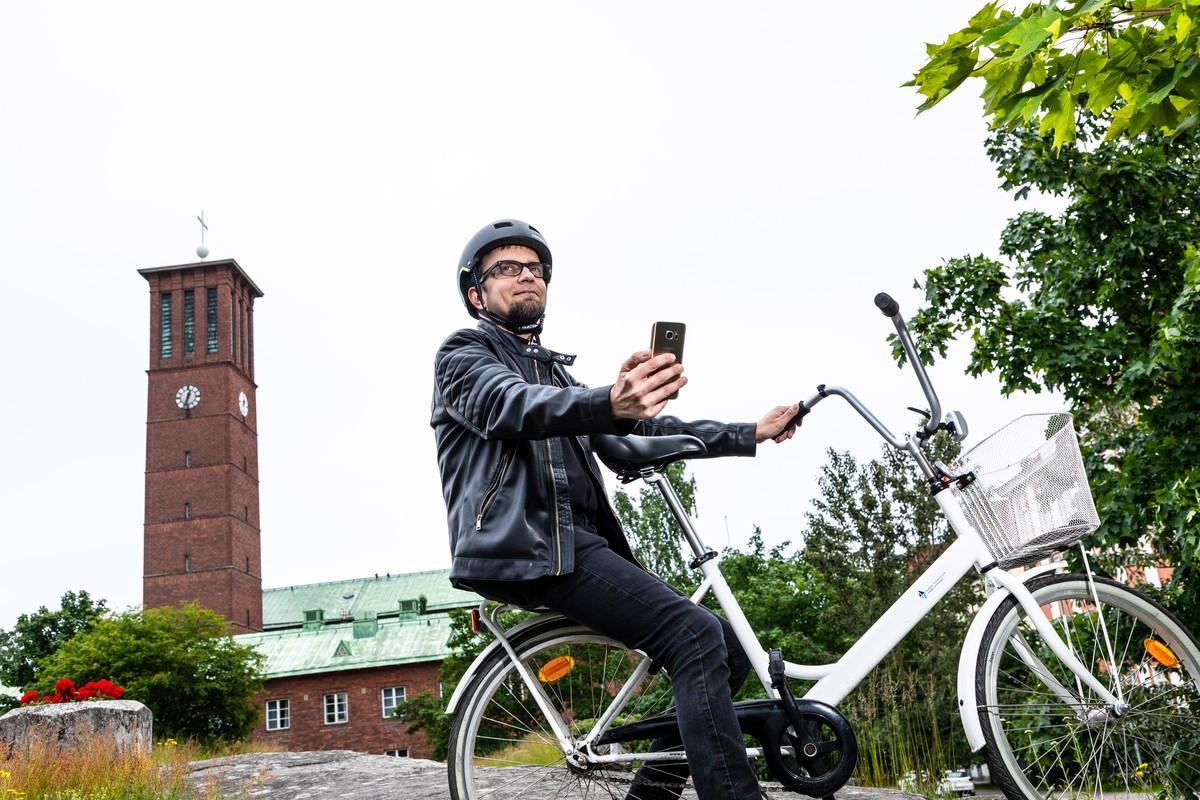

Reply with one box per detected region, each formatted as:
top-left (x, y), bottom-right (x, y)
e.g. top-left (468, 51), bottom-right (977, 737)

top-left (950, 413), bottom-right (1099, 569)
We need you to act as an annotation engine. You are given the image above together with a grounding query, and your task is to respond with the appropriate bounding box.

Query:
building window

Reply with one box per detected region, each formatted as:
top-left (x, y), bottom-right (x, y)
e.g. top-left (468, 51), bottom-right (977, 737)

top-left (184, 502), bottom-right (191, 520)
top-left (231, 300), bottom-right (237, 357)
top-left (183, 289), bottom-right (195, 356)
top-left (324, 692), bottom-right (348, 725)
top-left (384, 749), bottom-right (409, 757)
top-left (184, 553), bottom-right (191, 572)
top-left (381, 687), bottom-right (406, 719)
top-left (245, 556), bottom-right (250, 573)
top-left (184, 450), bottom-right (191, 468)
top-left (160, 293), bottom-right (173, 359)
top-left (206, 288), bottom-right (218, 353)
top-left (266, 699), bottom-right (290, 731)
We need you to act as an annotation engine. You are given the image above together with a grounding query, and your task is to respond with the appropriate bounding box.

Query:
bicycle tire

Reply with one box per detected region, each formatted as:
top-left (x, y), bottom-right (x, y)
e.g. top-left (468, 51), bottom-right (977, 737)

top-left (447, 616), bottom-right (685, 800)
top-left (975, 572), bottom-right (1200, 800)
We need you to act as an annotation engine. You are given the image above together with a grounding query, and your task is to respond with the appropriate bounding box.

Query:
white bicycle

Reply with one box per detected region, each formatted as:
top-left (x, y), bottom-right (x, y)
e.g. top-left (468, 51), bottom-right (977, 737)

top-left (445, 293), bottom-right (1200, 800)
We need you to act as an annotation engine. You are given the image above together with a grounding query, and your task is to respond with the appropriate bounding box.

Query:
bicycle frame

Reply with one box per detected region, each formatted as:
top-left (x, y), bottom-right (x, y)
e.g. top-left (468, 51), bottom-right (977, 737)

top-left (448, 293), bottom-right (1128, 764)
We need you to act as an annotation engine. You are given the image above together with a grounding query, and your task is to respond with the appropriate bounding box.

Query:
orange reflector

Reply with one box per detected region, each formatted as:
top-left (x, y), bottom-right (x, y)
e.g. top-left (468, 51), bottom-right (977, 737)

top-left (470, 609), bottom-right (480, 634)
top-left (537, 655), bottom-right (575, 683)
top-left (1145, 638), bottom-right (1180, 669)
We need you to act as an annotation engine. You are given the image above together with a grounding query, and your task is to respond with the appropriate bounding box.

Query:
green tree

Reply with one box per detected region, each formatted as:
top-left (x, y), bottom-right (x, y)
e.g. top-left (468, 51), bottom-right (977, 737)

top-left (34, 603), bottom-right (265, 745)
top-left (909, 0), bottom-right (1200, 146)
top-left (715, 527), bottom-right (836, 675)
top-left (612, 462), bottom-right (700, 591)
top-left (0, 590), bottom-right (108, 689)
top-left (905, 122), bottom-right (1200, 629)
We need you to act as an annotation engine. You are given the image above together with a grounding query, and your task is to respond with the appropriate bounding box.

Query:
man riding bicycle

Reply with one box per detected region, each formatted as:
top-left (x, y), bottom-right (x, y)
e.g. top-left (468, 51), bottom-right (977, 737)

top-left (431, 219), bottom-right (800, 800)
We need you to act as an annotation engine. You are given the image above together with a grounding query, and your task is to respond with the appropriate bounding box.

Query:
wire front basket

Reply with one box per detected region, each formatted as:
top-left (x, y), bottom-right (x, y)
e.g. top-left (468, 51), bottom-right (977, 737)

top-left (951, 413), bottom-right (1100, 569)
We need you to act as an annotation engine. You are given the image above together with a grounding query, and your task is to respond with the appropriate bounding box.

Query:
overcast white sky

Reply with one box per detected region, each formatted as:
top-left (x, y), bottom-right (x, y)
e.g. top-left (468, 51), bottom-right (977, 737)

top-left (0, 2), bottom-right (1065, 632)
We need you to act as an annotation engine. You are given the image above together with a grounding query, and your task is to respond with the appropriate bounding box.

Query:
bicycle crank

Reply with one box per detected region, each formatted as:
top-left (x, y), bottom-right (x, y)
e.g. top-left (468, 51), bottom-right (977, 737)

top-left (766, 648), bottom-right (858, 797)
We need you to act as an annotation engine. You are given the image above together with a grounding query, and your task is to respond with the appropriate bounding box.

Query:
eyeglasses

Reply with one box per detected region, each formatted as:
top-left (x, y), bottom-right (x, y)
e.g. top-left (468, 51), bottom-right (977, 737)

top-left (481, 260), bottom-right (551, 281)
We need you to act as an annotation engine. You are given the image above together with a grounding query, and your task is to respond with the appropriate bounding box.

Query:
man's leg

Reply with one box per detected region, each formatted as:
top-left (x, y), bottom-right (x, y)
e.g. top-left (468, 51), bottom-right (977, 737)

top-left (533, 530), bottom-right (761, 800)
top-left (625, 612), bottom-right (754, 800)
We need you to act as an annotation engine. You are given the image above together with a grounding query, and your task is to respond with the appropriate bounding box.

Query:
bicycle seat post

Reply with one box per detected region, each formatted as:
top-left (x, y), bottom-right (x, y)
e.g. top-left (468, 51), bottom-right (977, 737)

top-left (642, 469), bottom-right (716, 567)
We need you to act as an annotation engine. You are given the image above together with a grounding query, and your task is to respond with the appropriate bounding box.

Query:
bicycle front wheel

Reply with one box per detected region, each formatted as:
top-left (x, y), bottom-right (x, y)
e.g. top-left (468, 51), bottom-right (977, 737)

top-left (447, 617), bottom-right (684, 800)
top-left (976, 572), bottom-right (1200, 800)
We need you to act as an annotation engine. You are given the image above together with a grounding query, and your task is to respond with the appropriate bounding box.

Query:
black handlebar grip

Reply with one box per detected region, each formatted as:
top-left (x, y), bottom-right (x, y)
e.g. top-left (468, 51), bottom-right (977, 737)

top-left (874, 292), bottom-right (900, 317)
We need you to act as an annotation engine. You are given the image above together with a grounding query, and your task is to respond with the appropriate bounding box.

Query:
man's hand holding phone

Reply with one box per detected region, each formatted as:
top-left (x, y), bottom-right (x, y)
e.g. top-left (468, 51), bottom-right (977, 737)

top-left (610, 350), bottom-right (686, 420)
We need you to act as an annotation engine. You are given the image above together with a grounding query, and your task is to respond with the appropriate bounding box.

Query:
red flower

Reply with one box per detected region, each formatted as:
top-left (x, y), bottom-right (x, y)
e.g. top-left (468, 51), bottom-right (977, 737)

top-left (54, 678), bottom-right (76, 696)
top-left (19, 691), bottom-right (38, 705)
top-left (76, 687), bottom-right (97, 700)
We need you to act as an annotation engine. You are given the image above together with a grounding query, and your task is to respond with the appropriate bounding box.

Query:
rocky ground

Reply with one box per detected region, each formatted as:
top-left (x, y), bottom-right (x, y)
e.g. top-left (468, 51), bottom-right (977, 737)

top-left (185, 750), bottom-right (926, 800)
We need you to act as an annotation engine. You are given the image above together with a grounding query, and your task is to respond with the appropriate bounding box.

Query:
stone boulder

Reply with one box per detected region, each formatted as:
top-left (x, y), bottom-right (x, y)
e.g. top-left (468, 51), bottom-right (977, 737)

top-left (0, 700), bottom-right (152, 754)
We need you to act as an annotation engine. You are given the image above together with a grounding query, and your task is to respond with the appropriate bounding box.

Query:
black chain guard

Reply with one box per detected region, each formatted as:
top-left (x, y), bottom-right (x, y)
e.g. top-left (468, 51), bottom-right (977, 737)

top-left (760, 698), bottom-right (857, 797)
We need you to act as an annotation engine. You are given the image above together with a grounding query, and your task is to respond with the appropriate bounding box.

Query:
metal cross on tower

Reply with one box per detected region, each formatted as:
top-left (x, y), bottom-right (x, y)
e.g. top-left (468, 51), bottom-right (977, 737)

top-left (196, 210), bottom-right (210, 260)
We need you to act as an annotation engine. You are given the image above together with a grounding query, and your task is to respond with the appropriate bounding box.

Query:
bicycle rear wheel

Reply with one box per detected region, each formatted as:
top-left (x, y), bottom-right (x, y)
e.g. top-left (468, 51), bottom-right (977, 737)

top-left (976, 573), bottom-right (1200, 800)
top-left (447, 617), bottom-right (685, 800)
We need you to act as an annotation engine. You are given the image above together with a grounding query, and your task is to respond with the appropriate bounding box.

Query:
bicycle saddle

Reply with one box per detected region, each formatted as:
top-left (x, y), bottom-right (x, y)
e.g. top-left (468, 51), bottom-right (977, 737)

top-left (592, 434), bottom-right (707, 481)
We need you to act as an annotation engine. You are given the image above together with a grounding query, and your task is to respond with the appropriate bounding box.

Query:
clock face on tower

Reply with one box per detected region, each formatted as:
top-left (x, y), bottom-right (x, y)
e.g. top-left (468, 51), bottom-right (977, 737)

top-left (238, 391), bottom-right (249, 418)
top-left (175, 384), bottom-right (201, 410)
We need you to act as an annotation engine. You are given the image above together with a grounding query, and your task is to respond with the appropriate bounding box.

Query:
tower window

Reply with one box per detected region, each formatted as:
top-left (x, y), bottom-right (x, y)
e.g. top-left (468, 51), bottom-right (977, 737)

top-left (245, 556), bottom-right (250, 572)
top-left (160, 293), bottom-right (173, 359)
top-left (244, 505), bottom-right (249, 520)
top-left (184, 502), bottom-right (191, 520)
top-left (184, 450), bottom-right (191, 468)
top-left (206, 288), bottom-right (218, 353)
top-left (231, 300), bottom-right (237, 357)
top-left (184, 553), bottom-right (191, 572)
top-left (183, 290), bottom-right (195, 356)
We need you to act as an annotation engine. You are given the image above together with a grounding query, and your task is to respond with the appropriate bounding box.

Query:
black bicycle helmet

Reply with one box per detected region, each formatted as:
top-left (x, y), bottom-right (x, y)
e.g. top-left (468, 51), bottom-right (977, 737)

top-left (457, 219), bottom-right (553, 320)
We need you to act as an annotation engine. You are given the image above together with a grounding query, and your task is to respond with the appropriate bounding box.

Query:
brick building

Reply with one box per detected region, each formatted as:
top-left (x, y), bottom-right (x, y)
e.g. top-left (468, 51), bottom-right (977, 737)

top-left (140, 257), bottom-right (477, 755)
top-left (235, 570), bottom-right (477, 756)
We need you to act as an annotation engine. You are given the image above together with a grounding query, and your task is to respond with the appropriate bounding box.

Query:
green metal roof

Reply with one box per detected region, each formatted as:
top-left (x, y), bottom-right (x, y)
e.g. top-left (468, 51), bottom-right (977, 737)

top-left (235, 613), bottom-right (460, 679)
top-left (0, 685), bottom-right (20, 700)
top-left (262, 568), bottom-right (478, 629)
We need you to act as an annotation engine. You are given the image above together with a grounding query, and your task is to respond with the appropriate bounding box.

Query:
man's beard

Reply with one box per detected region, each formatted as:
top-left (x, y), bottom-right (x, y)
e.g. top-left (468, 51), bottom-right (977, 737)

top-left (506, 298), bottom-right (545, 328)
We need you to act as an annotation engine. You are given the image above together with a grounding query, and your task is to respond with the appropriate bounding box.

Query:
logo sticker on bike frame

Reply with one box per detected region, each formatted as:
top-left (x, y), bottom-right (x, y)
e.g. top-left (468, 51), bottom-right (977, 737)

top-left (917, 572), bottom-right (947, 600)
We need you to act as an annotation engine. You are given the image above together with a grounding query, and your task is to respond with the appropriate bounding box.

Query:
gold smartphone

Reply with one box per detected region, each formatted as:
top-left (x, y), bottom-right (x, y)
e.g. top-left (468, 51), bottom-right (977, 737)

top-left (650, 322), bottom-right (686, 399)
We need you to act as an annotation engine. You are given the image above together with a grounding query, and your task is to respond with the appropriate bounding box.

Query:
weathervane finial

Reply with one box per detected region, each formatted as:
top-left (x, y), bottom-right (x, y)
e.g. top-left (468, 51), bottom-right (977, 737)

top-left (196, 210), bottom-right (210, 260)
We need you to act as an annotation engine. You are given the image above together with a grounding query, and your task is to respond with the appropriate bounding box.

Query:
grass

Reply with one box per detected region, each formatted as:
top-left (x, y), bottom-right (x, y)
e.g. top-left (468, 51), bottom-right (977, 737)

top-left (473, 734), bottom-right (564, 767)
top-left (0, 735), bottom-right (280, 800)
top-left (840, 664), bottom-right (962, 794)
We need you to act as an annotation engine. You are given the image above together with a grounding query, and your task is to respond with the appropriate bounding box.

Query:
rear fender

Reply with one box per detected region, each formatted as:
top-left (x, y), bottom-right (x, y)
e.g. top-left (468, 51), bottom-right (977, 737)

top-left (956, 561), bottom-right (1065, 752)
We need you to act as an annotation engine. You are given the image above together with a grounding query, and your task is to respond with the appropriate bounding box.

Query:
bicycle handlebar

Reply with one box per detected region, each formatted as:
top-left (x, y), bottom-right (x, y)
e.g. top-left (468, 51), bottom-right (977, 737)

top-left (873, 292), bottom-right (900, 318)
top-left (875, 292), bottom-right (942, 436)
top-left (790, 292), bottom-right (947, 449)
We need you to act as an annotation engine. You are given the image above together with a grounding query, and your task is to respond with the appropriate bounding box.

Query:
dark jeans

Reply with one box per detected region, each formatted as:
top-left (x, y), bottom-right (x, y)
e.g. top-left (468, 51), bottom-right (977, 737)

top-left (463, 527), bottom-right (758, 800)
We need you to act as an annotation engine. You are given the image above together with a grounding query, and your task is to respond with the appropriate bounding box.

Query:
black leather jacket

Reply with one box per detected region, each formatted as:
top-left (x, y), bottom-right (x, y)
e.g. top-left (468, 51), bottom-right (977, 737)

top-left (431, 321), bottom-right (757, 585)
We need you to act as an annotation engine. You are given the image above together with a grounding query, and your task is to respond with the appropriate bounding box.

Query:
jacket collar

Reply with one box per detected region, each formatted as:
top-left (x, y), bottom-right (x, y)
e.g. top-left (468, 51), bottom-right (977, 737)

top-left (478, 320), bottom-right (576, 365)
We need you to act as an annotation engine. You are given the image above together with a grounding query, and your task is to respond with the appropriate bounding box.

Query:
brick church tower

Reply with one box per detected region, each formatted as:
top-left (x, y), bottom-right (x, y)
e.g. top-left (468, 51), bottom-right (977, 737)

top-left (140, 259), bottom-right (264, 633)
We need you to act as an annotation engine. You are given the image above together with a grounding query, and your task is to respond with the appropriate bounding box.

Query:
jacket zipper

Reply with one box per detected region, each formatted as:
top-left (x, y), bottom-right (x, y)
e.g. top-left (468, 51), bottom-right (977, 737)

top-left (541, 360), bottom-right (564, 574)
top-left (475, 446), bottom-right (514, 530)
